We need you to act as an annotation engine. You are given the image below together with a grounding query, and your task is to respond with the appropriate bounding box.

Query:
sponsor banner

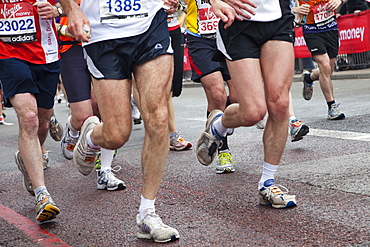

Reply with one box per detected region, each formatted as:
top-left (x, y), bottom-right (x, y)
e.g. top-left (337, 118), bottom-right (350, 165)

top-left (294, 9), bottom-right (370, 58)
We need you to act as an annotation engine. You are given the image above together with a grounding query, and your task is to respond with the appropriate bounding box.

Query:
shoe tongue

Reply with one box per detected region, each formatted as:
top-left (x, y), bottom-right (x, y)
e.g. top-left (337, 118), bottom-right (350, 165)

top-left (263, 179), bottom-right (275, 187)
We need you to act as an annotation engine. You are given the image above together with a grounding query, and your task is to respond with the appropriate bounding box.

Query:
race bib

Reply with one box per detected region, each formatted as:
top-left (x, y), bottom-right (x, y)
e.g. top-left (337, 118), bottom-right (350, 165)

top-left (0, 2), bottom-right (37, 43)
top-left (312, 3), bottom-right (335, 27)
top-left (198, 6), bottom-right (218, 34)
top-left (100, 0), bottom-right (149, 23)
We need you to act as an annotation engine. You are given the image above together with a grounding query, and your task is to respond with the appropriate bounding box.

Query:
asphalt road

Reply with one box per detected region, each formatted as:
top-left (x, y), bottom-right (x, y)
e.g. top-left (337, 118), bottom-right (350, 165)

top-left (0, 71), bottom-right (370, 246)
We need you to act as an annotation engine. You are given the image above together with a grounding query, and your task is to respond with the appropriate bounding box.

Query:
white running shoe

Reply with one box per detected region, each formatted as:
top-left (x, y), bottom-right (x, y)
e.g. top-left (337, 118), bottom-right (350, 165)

top-left (137, 209), bottom-right (180, 243)
top-left (73, 116), bottom-right (100, 176)
top-left (97, 167), bottom-right (126, 191)
top-left (259, 179), bottom-right (297, 209)
top-left (131, 95), bottom-right (142, 125)
top-left (61, 126), bottom-right (79, 160)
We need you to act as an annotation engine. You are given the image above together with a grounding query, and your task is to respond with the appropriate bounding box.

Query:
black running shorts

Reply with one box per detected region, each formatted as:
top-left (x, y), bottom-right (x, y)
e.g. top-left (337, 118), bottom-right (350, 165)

top-left (186, 34), bottom-right (230, 83)
top-left (303, 30), bottom-right (339, 58)
top-left (0, 58), bottom-right (60, 109)
top-left (83, 10), bottom-right (172, 80)
top-left (216, 14), bottom-right (295, 60)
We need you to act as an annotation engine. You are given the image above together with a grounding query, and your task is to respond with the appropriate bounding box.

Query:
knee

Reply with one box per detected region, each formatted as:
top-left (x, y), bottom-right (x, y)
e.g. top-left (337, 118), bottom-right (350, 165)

top-left (239, 106), bottom-right (267, 126)
top-left (103, 129), bottom-right (130, 150)
top-left (267, 97), bottom-right (289, 120)
top-left (19, 111), bottom-right (39, 132)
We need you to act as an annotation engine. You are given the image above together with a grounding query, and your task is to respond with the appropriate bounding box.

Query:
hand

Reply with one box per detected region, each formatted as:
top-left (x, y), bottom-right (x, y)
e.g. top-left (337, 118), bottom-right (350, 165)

top-left (163, 0), bottom-right (179, 14)
top-left (326, 0), bottom-right (341, 12)
top-left (33, 2), bottom-right (58, 20)
top-left (209, 0), bottom-right (237, 28)
top-left (222, 0), bottom-right (256, 20)
top-left (293, 4), bottom-right (310, 16)
top-left (58, 0), bottom-right (90, 42)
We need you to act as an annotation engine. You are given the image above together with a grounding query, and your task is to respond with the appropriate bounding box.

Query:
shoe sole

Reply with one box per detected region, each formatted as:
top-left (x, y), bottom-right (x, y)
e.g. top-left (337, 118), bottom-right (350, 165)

top-left (259, 197), bottom-right (297, 209)
top-left (216, 166), bottom-right (236, 174)
top-left (196, 110), bottom-right (223, 166)
top-left (137, 231), bottom-right (180, 243)
top-left (36, 204), bottom-right (60, 222)
top-left (169, 142), bottom-right (192, 151)
top-left (301, 73), bottom-right (313, 101)
top-left (14, 151), bottom-right (34, 196)
top-left (49, 122), bottom-right (64, 142)
top-left (73, 116), bottom-right (100, 176)
top-left (327, 113), bottom-right (345, 120)
top-left (97, 183), bottom-right (127, 191)
top-left (291, 124), bottom-right (309, 142)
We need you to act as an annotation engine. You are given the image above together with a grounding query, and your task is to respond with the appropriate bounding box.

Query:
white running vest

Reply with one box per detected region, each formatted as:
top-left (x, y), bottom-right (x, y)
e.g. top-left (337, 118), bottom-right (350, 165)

top-left (80, 0), bottom-right (165, 45)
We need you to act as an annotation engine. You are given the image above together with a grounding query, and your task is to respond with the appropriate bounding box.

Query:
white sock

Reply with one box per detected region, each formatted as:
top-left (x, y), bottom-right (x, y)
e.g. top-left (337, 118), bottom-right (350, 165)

top-left (259, 162), bottom-right (278, 189)
top-left (34, 185), bottom-right (48, 197)
top-left (67, 116), bottom-right (79, 137)
top-left (139, 195), bottom-right (156, 220)
top-left (86, 130), bottom-right (100, 149)
top-left (100, 148), bottom-right (114, 171)
top-left (213, 117), bottom-right (228, 137)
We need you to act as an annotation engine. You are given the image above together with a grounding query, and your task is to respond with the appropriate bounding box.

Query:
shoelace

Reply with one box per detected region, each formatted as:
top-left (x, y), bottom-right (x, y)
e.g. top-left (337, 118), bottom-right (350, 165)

top-left (217, 152), bottom-right (234, 165)
top-left (265, 184), bottom-right (289, 200)
top-left (142, 213), bottom-right (165, 231)
top-left (102, 166), bottom-right (122, 181)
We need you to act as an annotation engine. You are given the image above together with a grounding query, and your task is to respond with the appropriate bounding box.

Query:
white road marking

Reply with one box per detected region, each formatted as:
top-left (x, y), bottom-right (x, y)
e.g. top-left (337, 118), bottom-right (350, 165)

top-left (310, 128), bottom-right (370, 141)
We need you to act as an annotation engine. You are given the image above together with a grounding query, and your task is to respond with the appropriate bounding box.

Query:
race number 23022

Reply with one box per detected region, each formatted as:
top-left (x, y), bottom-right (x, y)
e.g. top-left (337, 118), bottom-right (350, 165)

top-left (0, 18), bottom-right (35, 34)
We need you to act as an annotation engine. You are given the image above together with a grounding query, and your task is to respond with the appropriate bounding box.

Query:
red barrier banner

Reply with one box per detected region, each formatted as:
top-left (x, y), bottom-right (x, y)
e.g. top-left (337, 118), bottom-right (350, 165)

top-left (294, 9), bottom-right (370, 58)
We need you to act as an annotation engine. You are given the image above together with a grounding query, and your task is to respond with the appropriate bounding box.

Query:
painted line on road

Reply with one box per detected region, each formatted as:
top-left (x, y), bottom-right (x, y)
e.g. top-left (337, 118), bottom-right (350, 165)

top-left (0, 204), bottom-right (71, 247)
top-left (310, 128), bottom-right (370, 141)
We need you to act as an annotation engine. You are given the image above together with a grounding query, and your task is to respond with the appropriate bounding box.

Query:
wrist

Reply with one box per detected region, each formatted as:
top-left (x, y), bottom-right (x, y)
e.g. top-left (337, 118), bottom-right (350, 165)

top-left (54, 5), bottom-right (65, 17)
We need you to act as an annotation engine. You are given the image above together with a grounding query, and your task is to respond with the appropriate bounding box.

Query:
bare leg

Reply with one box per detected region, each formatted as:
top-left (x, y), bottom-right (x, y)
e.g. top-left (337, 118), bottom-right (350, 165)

top-left (134, 54), bottom-right (173, 200)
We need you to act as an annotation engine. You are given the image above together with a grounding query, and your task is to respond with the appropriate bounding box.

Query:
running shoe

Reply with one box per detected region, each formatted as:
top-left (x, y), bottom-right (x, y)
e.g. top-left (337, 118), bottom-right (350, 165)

top-left (290, 119), bottom-right (309, 142)
top-left (131, 95), bottom-right (142, 125)
top-left (215, 152), bottom-right (235, 174)
top-left (73, 116), bottom-right (100, 176)
top-left (301, 71), bottom-right (314, 101)
top-left (327, 103), bottom-right (345, 120)
top-left (255, 118), bottom-right (265, 129)
top-left (0, 116), bottom-right (4, 125)
top-left (137, 209), bottom-right (180, 243)
top-left (97, 167), bottom-right (126, 191)
top-left (49, 116), bottom-right (63, 142)
top-left (196, 109), bottom-right (224, 166)
top-left (15, 151), bottom-right (34, 196)
top-left (169, 132), bottom-right (192, 151)
top-left (60, 126), bottom-right (78, 160)
top-left (259, 179), bottom-right (296, 209)
top-left (42, 153), bottom-right (50, 170)
top-left (35, 191), bottom-right (60, 222)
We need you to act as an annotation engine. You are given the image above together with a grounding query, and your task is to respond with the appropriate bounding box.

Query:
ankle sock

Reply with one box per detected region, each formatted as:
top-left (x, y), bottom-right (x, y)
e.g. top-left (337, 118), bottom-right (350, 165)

top-left (86, 130), bottom-right (100, 149)
top-left (259, 162), bottom-right (278, 189)
top-left (327, 100), bottom-right (335, 110)
top-left (139, 195), bottom-right (156, 220)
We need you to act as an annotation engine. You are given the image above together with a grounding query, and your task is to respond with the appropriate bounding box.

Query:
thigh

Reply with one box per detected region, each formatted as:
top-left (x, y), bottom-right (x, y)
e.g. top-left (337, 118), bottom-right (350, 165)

top-left (261, 40), bottom-right (294, 101)
top-left (133, 54), bottom-right (173, 120)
